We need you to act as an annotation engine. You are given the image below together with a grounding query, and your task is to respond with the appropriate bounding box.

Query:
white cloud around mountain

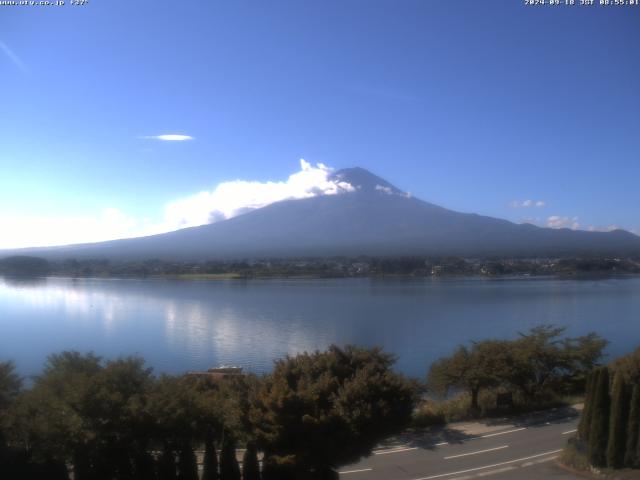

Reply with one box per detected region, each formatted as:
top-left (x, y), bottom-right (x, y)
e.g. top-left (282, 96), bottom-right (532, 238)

top-left (163, 159), bottom-right (354, 229)
top-left (0, 160), bottom-right (356, 249)
top-left (547, 216), bottom-right (580, 230)
top-left (588, 225), bottom-right (620, 232)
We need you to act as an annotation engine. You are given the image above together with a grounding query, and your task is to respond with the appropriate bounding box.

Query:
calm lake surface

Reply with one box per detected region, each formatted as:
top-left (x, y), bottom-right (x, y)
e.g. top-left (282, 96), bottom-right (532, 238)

top-left (1, 276), bottom-right (639, 378)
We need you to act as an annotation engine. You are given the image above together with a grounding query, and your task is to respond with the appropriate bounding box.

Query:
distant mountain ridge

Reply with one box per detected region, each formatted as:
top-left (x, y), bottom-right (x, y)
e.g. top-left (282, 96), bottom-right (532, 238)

top-left (3, 167), bottom-right (640, 260)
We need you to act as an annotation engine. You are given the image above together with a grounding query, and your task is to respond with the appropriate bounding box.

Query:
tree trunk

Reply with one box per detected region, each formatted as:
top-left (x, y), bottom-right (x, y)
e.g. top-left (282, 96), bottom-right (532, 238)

top-left (470, 387), bottom-right (480, 413)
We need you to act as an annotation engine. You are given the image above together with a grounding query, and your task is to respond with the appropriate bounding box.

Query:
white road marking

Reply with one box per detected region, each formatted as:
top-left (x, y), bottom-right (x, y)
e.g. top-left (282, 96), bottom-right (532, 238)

top-left (372, 445), bottom-right (402, 451)
top-left (562, 429), bottom-right (577, 435)
top-left (411, 449), bottom-right (563, 480)
top-left (521, 455), bottom-right (558, 467)
top-left (477, 466), bottom-right (516, 476)
top-left (469, 427), bottom-right (526, 440)
top-left (444, 445), bottom-right (509, 460)
top-left (436, 442), bottom-right (450, 446)
top-left (374, 446), bottom-right (418, 455)
top-left (338, 468), bottom-right (373, 474)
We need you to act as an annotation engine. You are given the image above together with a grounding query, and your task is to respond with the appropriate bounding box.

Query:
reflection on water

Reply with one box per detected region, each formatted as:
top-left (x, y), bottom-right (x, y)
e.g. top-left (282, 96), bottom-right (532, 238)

top-left (1, 276), bottom-right (48, 288)
top-left (1, 276), bottom-right (639, 378)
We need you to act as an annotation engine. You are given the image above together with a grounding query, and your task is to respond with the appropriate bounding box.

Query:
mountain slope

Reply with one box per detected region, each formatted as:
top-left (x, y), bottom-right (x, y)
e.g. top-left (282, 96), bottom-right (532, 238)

top-left (4, 168), bottom-right (640, 260)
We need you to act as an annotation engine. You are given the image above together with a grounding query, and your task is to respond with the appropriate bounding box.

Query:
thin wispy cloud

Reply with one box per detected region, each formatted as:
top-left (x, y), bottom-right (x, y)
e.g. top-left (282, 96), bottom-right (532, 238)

top-left (140, 134), bottom-right (194, 141)
top-left (509, 199), bottom-right (546, 209)
top-left (0, 40), bottom-right (28, 73)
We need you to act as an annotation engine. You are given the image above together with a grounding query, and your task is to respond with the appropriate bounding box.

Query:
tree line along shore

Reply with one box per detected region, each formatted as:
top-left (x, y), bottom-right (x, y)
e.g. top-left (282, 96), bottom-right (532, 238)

top-left (3, 325), bottom-right (639, 479)
top-left (1, 254), bottom-right (640, 279)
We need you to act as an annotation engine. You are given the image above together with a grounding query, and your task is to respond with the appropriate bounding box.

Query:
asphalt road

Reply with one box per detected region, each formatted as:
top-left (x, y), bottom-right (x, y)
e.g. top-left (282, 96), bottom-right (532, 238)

top-left (339, 412), bottom-right (582, 480)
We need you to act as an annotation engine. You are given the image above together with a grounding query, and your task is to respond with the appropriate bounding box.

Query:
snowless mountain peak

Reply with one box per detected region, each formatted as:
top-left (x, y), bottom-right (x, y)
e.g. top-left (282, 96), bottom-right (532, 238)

top-left (330, 167), bottom-right (405, 196)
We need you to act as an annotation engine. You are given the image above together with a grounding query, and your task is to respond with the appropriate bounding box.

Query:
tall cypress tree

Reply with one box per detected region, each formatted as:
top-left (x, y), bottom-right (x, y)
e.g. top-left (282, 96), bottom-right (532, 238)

top-left (220, 434), bottom-right (241, 480)
top-left (607, 372), bottom-right (630, 468)
top-left (202, 430), bottom-right (219, 480)
top-left (588, 367), bottom-right (610, 468)
top-left (178, 441), bottom-right (199, 480)
top-left (242, 442), bottom-right (260, 480)
top-left (157, 444), bottom-right (178, 480)
top-left (624, 384), bottom-right (640, 468)
top-left (578, 371), bottom-right (596, 441)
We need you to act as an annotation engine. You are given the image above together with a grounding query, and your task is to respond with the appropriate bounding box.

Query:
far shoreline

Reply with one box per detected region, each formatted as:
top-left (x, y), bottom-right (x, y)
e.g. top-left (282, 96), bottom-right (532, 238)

top-left (3, 271), bottom-right (640, 283)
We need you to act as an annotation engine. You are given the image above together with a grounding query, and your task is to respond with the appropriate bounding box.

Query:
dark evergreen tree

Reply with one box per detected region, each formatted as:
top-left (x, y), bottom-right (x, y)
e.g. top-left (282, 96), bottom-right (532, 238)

top-left (41, 458), bottom-right (70, 480)
top-left (624, 384), bottom-right (640, 468)
top-left (202, 430), bottom-right (219, 480)
top-left (178, 441), bottom-right (198, 480)
top-left (220, 434), bottom-right (241, 480)
top-left (607, 372), bottom-right (630, 468)
top-left (588, 367), bottom-right (610, 468)
top-left (578, 371), bottom-right (595, 441)
top-left (157, 444), bottom-right (178, 480)
top-left (242, 442), bottom-right (260, 480)
top-left (72, 448), bottom-right (93, 480)
top-left (133, 447), bottom-right (157, 480)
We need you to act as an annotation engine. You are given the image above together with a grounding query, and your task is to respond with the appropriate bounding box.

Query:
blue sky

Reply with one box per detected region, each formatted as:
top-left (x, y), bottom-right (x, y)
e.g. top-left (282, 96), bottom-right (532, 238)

top-left (1, 0), bottom-right (639, 248)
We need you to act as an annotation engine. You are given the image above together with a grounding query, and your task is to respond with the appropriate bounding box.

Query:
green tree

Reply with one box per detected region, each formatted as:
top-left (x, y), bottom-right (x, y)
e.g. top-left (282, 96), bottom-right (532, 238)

top-left (612, 347), bottom-right (640, 384)
top-left (242, 441), bottom-right (260, 480)
top-left (588, 367), bottom-right (610, 468)
top-left (624, 384), bottom-right (640, 468)
top-left (0, 361), bottom-right (21, 412)
top-left (254, 345), bottom-right (417, 479)
top-left (430, 326), bottom-right (607, 411)
top-left (428, 342), bottom-right (504, 412)
top-left (508, 325), bottom-right (571, 399)
top-left (563, 332), bottom-right (609, 376)
top-left (607, 372), bottom-right (630, 468)
top-left (148, 375), bottom-right (203, 479)
top-left (13, 351), bottom-right (103, 479)
top-left (82, 356), bottom-right (155, 479)
top-left (0, 361), bottom-right (22, 478)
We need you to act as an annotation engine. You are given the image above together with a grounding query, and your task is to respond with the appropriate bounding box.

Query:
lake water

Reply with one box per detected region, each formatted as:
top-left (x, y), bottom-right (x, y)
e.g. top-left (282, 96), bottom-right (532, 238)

top-left (1, 276), bottom-right (639, 379)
